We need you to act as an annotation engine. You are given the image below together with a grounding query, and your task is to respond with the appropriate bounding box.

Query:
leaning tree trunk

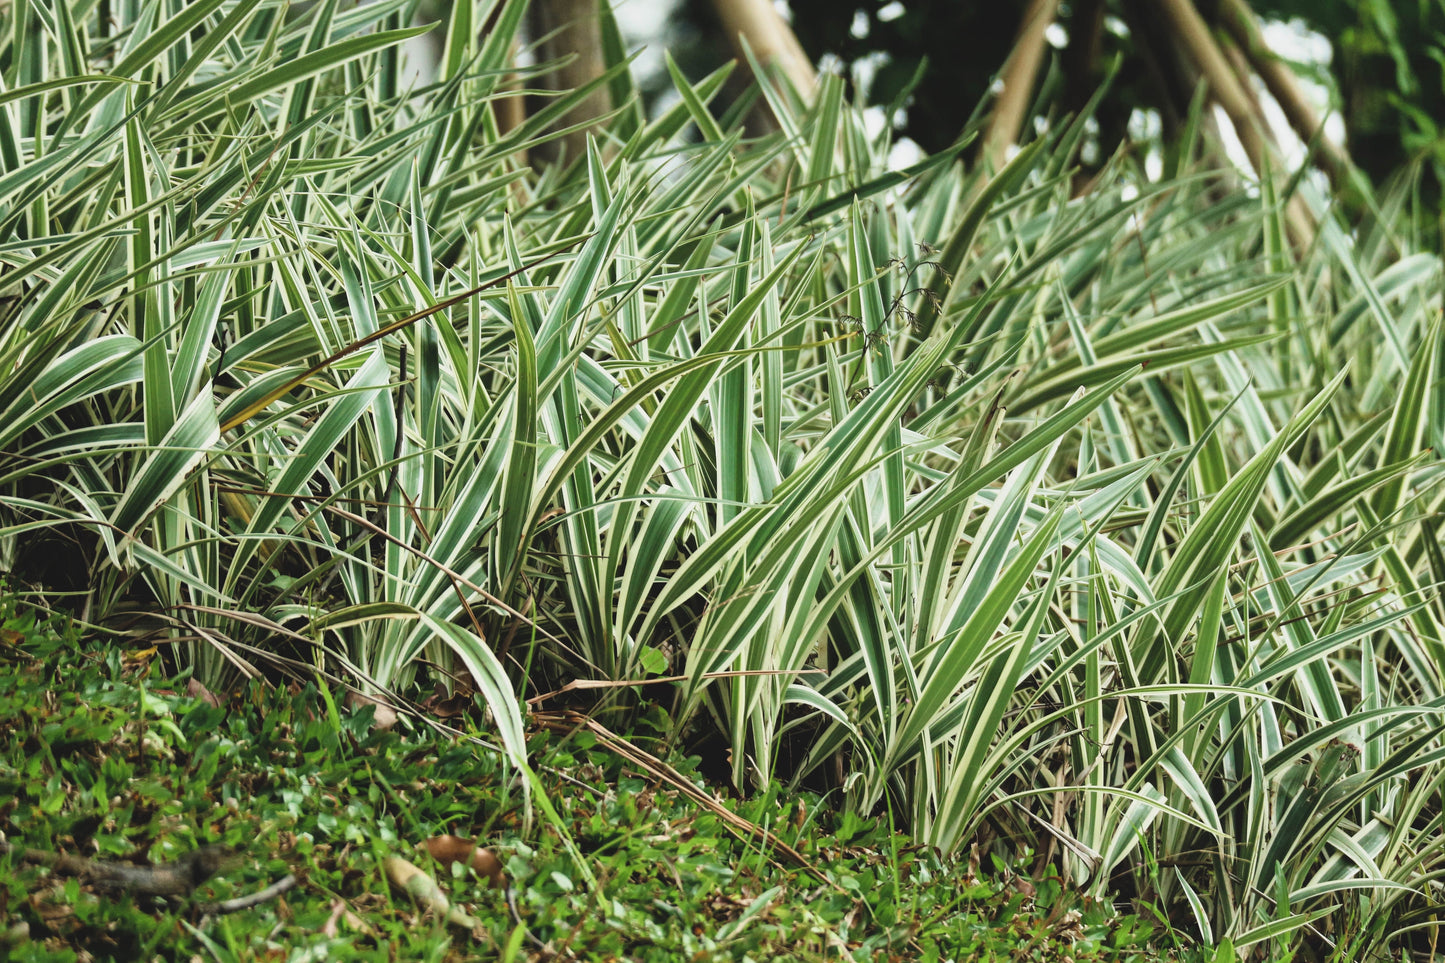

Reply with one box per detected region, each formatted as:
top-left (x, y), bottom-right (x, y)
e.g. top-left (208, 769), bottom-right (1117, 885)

top-left (1216, 0), bottom-right (1353, 193)
top-left (1137, 0), bottom-right (1318, 249)
top-left (1060, 0), bottom-right (1107, 118)
top-left (1060, 0), bottom-right (1142, 194)
top-left (973, 0), bottom-right (1349, 249)
top-left (709, 0), bottom-right (817, 124)
top-left (982, 0), bottom-right (1061, 171)
top-left (527, 0), bottom-right (610, 167)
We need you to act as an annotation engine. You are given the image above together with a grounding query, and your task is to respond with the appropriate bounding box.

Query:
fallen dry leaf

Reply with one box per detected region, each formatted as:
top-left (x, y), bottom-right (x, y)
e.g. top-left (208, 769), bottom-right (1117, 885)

top-left (123, 646), bottom-right (157, 669)
top-left (187, 678), bottom-right (222, 709)
top-left (418, 835), bottom-right (505, 889)
top-left (346, 691), bottom-right (397, 731)
top-left (382, 855), bottom-right (481, 930)
top-left (1054, 908), bottom-right (1085, 943)
top-left (321, 900), bottom-right (345, 938)
top-left (419, 683), bottom-right (474, 720)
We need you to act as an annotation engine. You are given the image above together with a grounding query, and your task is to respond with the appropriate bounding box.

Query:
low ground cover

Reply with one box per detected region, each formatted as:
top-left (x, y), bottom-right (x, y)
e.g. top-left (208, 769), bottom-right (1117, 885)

top-left (0, 599), bottom-right (1176, 961)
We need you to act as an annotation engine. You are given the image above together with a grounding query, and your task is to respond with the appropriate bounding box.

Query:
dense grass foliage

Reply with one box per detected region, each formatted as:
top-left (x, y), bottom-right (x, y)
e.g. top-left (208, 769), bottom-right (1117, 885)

top-left (3, 0), bottom-right (1445, 956)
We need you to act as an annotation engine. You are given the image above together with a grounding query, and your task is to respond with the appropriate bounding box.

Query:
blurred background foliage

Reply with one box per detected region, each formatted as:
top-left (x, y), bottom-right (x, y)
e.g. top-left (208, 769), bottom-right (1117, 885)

top-left (652, 0), bottom-right (1445, 233)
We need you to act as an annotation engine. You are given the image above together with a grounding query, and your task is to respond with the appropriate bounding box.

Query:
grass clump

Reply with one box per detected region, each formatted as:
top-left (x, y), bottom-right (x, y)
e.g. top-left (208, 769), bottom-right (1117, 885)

top-left (4, 0), bottom-right (1445, 957)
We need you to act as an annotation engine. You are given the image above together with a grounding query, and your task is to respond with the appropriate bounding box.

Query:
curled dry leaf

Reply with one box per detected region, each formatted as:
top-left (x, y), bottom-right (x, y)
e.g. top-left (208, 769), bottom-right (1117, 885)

top-left (1054, 908), bottom-right (1085, 943)
top-left (321, 899), bottom-right (345, 938)
top-left (2, 921), bottom-right (29, 948)
top-left (322, 897), bottom-right (374, 938)
top-left (419, 682), bottom-right (474, 720)
top-left (343, 905), bottom-right (373, 935)
top-left (187, 677), bottom-right (222, 709)
top-left (381, 856), bottom-right (481, 930)
top-left (419, 835), bottom-right (506, 889)
top-left (123, 646), bottom-right (157, 669)
top-left (346, 690), bottom-right (397, 731)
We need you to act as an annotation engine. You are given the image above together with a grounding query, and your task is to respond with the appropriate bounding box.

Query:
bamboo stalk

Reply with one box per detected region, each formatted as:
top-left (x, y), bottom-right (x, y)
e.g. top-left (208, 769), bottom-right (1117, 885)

top-left (1154, 0), bottom-right (1268, 171)
top-left (1217, 22), bottom-right (1318, 248)
top-left (1216, 0), bottom-right (1352, 188)
top-left (1153, 0), bottom-right (1314, 248)
top-left (983, 0), bottom-right (1062, 171)
top-left (1119, 0), bottom-right (1240, 205)
top-left (494, 41), bottom-right (527, 140)
top-left (527, 0), bottom-right (610, 165)
top-left (1220, 23), bottom-right (1273, 133)
top-left (709, 0), bottom-right (817, 104)
top-left (1119, 0), bottom-right (1200, 135)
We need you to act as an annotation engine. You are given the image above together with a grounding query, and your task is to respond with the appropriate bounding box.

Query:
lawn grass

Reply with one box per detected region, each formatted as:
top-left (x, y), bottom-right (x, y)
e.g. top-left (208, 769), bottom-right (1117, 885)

top-left (0, 595), bottom-right (1186, 962)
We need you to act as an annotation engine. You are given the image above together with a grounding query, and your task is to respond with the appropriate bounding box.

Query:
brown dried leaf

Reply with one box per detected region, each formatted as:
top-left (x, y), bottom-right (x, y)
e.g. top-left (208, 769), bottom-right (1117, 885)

top-left (321, 900), bottom-right (345, 938)
top-left (345, 691), bottom-right (397, 731)
top-left (321, 897), bottom-right (372, 938)
top-left (124, 646), bottom-right (157, 665)
top-left (382, 856), bottom-right (480, 930)
top-left (186, 678), bottom-right (221, 709)
top-left (1054, 908), bottom-right (1085, 942)
top-left (418, 835), bottom-right (506, 889)
top-left (419, 684), bottom-right (473, 720)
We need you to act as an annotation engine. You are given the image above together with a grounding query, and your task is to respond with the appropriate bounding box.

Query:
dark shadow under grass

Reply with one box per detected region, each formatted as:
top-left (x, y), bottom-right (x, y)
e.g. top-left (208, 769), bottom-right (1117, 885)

top-left (0, 597), bottom-right (1193, 962)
